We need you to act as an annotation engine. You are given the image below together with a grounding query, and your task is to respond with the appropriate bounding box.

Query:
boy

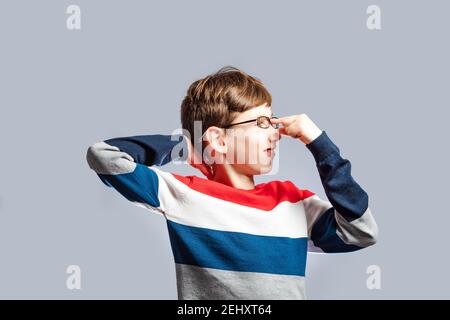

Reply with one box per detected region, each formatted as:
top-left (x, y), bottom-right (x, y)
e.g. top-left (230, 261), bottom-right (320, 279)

top-left (86, 66), bottom-right (378, 299)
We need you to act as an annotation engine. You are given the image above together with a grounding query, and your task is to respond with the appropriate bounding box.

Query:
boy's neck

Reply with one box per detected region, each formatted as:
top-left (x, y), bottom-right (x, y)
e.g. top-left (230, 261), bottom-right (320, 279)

top-left (211, 164), bottom-right (255, 191)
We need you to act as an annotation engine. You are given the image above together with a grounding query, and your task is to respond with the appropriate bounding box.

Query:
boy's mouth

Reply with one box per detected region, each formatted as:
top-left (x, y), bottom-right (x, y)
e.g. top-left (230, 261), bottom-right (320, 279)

top-left (265, 147), bottom-right (275, 157)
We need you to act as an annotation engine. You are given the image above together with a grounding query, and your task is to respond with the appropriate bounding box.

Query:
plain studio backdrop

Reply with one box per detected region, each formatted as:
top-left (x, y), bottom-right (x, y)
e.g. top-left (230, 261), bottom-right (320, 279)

top-left (0, 0), bottom-right (448, 299)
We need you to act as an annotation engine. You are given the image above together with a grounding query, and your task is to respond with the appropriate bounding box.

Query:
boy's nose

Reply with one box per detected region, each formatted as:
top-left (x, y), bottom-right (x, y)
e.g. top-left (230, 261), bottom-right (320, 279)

top-left (269, 127), bottom-right (282, 142)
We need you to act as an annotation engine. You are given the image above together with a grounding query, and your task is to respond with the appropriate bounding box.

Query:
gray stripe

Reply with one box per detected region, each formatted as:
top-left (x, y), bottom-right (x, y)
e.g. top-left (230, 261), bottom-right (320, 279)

top-left (86, 141), bottom-right (136, 175)
top-left (175, 263), bottom-right (306, 300)
top-left (335, 207), bottom-right (378, 247)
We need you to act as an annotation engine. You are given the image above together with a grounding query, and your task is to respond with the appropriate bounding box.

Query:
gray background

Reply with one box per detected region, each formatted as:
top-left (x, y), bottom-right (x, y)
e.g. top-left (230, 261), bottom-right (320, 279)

top-left (0, 0), bottom-right (448, 299)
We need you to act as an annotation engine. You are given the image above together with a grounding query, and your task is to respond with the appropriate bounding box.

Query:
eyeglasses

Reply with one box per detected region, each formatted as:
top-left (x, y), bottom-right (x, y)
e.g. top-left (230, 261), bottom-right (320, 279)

top-left (224, 116), bottom-right (280, 129)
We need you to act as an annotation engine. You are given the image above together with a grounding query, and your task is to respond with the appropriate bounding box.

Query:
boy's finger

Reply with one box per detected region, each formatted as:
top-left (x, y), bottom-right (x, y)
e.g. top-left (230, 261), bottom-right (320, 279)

top-left (270, 117), bottom-right (283, 123)
top-left (271, 116), bottom-right (293, 124)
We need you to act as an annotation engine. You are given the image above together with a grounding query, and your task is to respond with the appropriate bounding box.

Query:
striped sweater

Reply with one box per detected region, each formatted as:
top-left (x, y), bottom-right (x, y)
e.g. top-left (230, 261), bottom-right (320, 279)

top-left (86, 130), bottom-right (378, 299)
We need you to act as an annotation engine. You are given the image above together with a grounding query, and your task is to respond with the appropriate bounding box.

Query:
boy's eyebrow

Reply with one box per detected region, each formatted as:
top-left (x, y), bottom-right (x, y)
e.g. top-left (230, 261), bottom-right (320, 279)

top-left (256, 112), bottom-right (273, 118)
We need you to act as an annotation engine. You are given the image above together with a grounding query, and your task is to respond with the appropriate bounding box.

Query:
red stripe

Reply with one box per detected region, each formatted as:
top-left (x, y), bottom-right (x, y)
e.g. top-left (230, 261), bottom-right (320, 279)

top-left (170, 173), bottom-right (315, 211)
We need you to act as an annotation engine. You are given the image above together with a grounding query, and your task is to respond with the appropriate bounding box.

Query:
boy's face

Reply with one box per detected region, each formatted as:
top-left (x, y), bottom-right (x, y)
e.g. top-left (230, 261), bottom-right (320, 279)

top-left (224, 103), bottom-right (281, 175)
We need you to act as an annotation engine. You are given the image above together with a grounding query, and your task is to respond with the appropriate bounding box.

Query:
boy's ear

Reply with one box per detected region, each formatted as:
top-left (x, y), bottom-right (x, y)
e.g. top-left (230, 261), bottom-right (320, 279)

top-left (203, 126), bottom-right (227, 155)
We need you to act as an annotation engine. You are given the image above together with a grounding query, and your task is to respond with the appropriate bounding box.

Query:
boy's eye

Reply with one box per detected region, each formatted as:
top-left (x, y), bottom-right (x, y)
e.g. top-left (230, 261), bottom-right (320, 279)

top-left (257, 116), bottom-right (271, 129)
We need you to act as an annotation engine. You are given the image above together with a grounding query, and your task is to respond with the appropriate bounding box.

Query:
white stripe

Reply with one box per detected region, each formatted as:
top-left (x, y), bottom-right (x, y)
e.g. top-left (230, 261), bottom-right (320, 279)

top-left (301, 194), bottom-right (333, 238)
top-left (152, 167), bottom-right (309, 238)
top-left (132, 201), bottom-right (165, 217)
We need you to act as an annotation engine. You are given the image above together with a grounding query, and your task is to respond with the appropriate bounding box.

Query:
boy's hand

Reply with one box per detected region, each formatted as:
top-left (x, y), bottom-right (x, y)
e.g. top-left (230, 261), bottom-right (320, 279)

top-left (271, 114), bottom-right (323, 145)
top-left (186, 138), bottom-right (214, 180)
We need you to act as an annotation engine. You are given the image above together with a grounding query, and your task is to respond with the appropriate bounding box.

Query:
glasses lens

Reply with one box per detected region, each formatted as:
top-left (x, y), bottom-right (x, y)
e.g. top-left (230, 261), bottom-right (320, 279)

top-left (257, 116), bottom-right (270, 129)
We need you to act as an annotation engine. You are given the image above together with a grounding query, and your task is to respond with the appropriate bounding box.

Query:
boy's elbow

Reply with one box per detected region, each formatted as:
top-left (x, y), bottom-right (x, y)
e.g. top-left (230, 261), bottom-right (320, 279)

top-left (364, 226), bottom-right (378, 247)
top-left (362, 213), bottom-right (379, 247)
top-left (337, 207), bottom-right (379, 248)
top-left (86, 142), bottom-right (107, 173)
top-left (86, 141), bottom-right (135, 175)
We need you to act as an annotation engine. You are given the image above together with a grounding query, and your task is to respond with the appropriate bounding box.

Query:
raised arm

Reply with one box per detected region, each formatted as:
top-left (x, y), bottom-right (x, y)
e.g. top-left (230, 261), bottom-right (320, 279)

top-left (86, 133), bottom-right (186, 215)
top-left (271, 115), bottom-right (378, 253)
top-left (304, 131), bottom-right (378, 253)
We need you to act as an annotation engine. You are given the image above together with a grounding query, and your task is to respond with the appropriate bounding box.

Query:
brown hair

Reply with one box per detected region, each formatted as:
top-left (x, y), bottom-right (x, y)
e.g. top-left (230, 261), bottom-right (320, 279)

top-left (180, 66), bottom-right (272, 149)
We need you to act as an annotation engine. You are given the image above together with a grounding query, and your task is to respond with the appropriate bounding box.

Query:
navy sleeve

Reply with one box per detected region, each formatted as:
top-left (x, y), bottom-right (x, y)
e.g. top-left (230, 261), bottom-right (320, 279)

top-left (104, 134), bottom-right (186, 167)
top-left (304, 131), bottom-right (378, 253)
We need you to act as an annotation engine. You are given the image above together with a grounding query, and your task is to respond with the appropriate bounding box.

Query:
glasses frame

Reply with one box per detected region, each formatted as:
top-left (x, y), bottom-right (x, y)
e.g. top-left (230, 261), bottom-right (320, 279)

top-left (224, 116), bottom-right (279, 130)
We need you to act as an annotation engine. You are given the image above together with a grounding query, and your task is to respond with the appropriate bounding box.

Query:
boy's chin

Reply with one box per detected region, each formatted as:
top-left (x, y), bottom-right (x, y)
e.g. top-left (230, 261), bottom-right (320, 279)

top-left (251, 164), bottom-right (273, 175)
top-left (233, 162), bottom-right (274, 176)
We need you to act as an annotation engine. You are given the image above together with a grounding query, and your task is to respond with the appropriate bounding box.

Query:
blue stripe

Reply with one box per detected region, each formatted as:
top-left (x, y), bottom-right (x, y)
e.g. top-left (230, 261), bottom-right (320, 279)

top-left (98, 163), bottom-right (160, 207)
top-left (167, 220), bottom-right (308, 276)
top-left (310, 207), bottom-right (363, 253)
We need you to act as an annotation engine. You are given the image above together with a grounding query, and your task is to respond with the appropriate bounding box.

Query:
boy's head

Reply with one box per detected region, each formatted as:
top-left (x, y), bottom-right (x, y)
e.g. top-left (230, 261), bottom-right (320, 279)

top-left (180, 66), bottom-right (281, 176)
